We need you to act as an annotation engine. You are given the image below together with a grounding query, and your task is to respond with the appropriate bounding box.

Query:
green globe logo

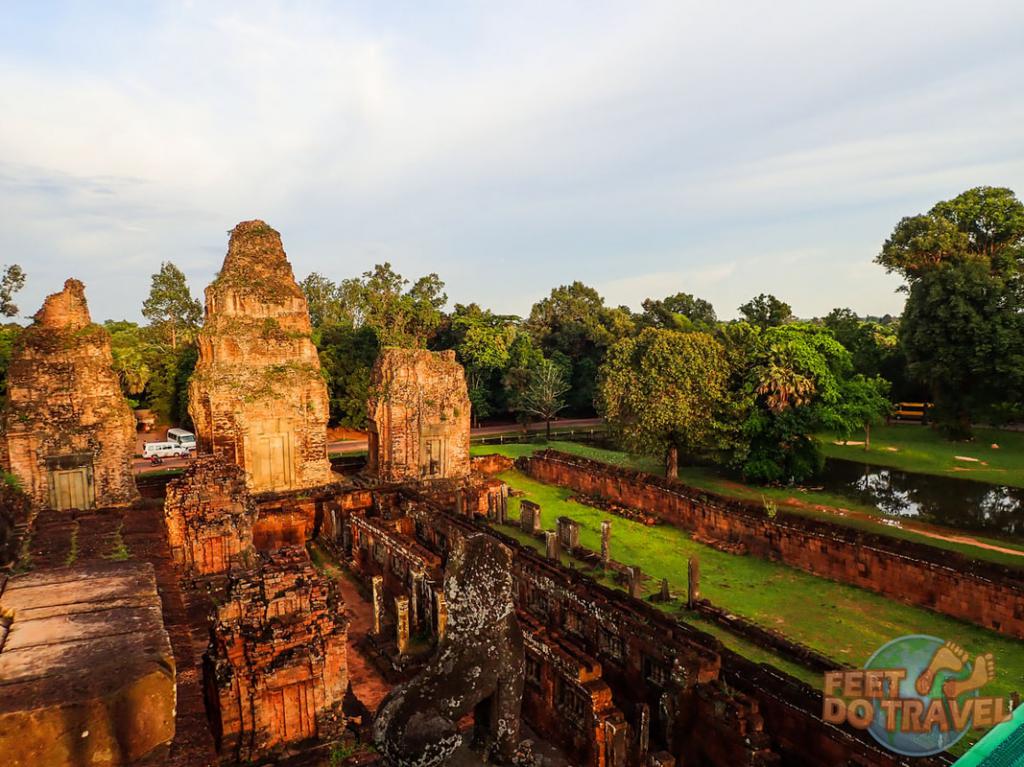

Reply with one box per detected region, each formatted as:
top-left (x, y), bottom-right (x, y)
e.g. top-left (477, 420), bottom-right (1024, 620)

top-left (864, 634), bottom-right (980, 756)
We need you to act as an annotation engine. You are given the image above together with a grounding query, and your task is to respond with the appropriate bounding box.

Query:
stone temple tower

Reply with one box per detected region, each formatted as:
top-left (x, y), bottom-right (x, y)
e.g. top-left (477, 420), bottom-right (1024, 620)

top-left (367, 348), bottom-right (471, 482)
top-left (0, 279), bottom-right (138, 510)
top-left (188, 220), bottom-right (333, 493)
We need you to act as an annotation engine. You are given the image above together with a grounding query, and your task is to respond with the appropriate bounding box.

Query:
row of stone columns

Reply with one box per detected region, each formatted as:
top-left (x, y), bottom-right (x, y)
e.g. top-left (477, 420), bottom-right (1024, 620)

top-left (371, 573), bottom-right (449, 656)
top-left (524, 502), bottom-right (702, 607)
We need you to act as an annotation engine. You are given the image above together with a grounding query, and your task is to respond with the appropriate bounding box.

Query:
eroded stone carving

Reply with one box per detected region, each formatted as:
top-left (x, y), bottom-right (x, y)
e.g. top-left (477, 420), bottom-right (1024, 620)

top-left (367, 348), bottom-right (471, 482)
top-left (203, 546), bottom-right (349, 761)
top-left (188, 220), bottom-right (333, 493)
top-left (373, 532), bottom-right (525, 766)
top-left (0, 279), bottom-right (138, 510)
top-left (163, 455), bottom-right (256, 576)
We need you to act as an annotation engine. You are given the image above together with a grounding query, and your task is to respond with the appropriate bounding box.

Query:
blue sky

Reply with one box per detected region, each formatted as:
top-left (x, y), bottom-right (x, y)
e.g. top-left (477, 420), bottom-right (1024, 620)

top-left (2, 1), bottom-right (1023, 323)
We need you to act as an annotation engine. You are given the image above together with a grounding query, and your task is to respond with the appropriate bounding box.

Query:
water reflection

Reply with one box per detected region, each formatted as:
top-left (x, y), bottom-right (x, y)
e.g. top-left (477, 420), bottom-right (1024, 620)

top-left (817, 459), bottom-right (1024, 539)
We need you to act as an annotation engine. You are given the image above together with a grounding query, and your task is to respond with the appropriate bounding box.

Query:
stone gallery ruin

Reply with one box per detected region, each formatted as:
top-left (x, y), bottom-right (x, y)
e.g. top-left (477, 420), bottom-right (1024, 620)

top-left (0, 220), bottom-right (1020, 767)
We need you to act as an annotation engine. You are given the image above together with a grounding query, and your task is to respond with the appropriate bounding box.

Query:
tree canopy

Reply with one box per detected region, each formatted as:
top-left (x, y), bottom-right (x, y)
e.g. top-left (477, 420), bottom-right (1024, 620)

top-left (598, 328), bottom-right (730, 477)
top-left (141, 262), bottom-right (202, 349)
top-left (738, 293), bottom-right (793, 328)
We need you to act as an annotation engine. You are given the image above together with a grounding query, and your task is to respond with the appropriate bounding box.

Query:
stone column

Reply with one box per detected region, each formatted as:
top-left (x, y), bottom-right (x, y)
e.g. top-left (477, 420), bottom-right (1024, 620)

top-left (410, 571), bottom-right (423, 632)
top-left (395, 596), bottom-right (410, 655)
top-left (659, 578), bottom-right (671, 602)
top-left (628, 566), bottom-right (643, 599)
top-left (520, 501), bottom-right (541, 535)
top-left (688, 557), bottom-right (701, 609)
top-left (496, 486), bottom-right (508, 525)
top-left (371, 575), bottom-right (384, 635)
top-left (435, 589), bottom-right (448, 641)
top-left (545, 531), bottom-right (560, 560)
top-left (637, 703), bottom-right (650, 760)
top-left (600, 520), bottom-right (612, 566)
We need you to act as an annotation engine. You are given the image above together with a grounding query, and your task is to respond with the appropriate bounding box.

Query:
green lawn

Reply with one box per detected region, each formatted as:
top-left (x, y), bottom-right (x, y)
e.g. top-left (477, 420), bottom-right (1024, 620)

top-left (472, 443), bottom-right (1024, 569)
top-left (819, 424), bottom-right (1024, 488)
top-left (492, 468), bottom-right (1024, 754)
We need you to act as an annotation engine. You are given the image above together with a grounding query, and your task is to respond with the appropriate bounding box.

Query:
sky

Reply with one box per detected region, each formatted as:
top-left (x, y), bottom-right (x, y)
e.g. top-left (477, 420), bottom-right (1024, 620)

top-left (2, 1), bottom-right (1023, 324)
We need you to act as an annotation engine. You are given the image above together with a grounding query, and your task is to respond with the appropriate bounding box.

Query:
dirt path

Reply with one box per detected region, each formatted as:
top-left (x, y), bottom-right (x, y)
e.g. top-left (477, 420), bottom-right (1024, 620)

top-left (783, 496), bottom-right (1024, 559)
top-left (312, 546), bottom-right (392, 714)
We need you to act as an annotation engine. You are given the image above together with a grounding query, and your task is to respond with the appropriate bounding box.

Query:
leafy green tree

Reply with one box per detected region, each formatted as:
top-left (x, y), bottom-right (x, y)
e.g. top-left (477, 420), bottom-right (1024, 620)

top-left (141, 262), bottom-right (202, 349)
top-left (300, 272), bottom-right (356, 328)
top-left (502, 331), bottom-right (545, 425)
top-left (445, 305), bottom-right (519, 425)
top-left (598, 328), bottom-right (730, 478)
top-left (639, 292), bottom-right (717, 332)
top-left (105, 321), bottom-right (152, 402)
top-left (828, 375), bottom-right (892, 450)
top-left (526, 282), bottom-right (634, 412)
top-left (0, 324), bottom-right (23, 404)
top-left (876, 187), bottom-right (1024, 436)
top-left (738, 293), bottom-right (793, 328)
top-left (900, 261), bottom-right (1024, 437)
top-left (316, 324), bottom-right (379, 428)
top-left (355, 263), bottom-right (446, 347)
top-left (0, 265), bottom-right (25, 317)
top-left (739, 324), bottom-right (853, 483)
top-left (823, 308), bottom-right (912, 400)
top-left (877, 186), bottom-right (1024, 281)
top-left (514, 358), bottom-right (570, 441)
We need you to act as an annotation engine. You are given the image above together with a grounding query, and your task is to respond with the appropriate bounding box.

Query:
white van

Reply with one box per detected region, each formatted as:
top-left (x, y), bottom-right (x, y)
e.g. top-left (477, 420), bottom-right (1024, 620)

top-left (143, 441), bottom-right (188, 459)
top-left (166, 428), bottom-right (197, 452)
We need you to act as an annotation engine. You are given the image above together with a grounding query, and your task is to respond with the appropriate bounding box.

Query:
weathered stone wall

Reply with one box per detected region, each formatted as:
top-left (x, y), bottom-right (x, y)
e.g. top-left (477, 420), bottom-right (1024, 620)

top-left (396, 491), bottom-right (950, 767)
top-left (203, 546), bottom-right (348, 762)
top-left (366, 348), bottom-right (471, 482)
top-left (0, 279), bottom-right (138, 510)
top-left (164, 456), bottom-right (256, 576)
top-left (521, 450), bottom-right (1024, 640)
top-left (471, 453), bottom-right (515, 476)
top-left (189, 221), bottom-right (333, 493)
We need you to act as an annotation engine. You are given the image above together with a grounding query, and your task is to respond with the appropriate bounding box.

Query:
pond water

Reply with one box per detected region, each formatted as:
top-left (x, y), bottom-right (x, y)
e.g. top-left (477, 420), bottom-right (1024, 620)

top-left (816, 458), bottom-right (1024, 539)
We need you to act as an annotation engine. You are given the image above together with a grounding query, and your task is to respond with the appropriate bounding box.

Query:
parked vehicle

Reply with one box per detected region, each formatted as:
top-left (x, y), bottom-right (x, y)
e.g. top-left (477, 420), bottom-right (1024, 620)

top-left (166, 428), bottom-right (197, 452)
top-left (142, 441), bottom-right (189, 460)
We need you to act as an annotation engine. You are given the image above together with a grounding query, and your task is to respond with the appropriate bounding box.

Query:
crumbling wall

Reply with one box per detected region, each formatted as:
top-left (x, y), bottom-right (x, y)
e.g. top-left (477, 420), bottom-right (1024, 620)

top-left (189, 221), bottom-right (333, 493)
top-left (366, 348), bottom-right (471, 482)
top-left (203, 546), bottom-right (348, 762)
top-left (163, 456), bottom-right (255, 576)
top-left (0, 280), bottom-right (138, 510)
top-left (521, 450), bottom-right (1024, 639)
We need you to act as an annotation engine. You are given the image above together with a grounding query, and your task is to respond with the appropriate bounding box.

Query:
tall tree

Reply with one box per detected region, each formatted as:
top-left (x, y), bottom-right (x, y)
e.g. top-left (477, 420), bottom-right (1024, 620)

top-left (514, 358), bottom-right (570, 441)
top-left (0, 265), bottom-right (25, 317)
top-left (738, 293), bottom-right (793, 328)
top-left (300, 272), bottom-right (356, 328)
top-left (526, 282), bottom-right (634, 412)
top-left (639, 292), bottom-right (717, 332)
top-left (357, 263), bottom-right (446, 347)
top-left (316, 324), bottom-right (380, 429)
top-left (739, 324), bottom-right (855, 483)
top-left (876, 187), bottom-right (1024, 436)
top-left (141, 262), bottom-right (202, 349)
top-left (598, 328), bottom-right (730, 478)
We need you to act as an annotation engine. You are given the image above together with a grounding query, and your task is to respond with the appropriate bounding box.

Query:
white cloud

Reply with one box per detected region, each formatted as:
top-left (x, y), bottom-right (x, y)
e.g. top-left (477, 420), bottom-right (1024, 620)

top-left (0, 0), bottom-right (1022, 321)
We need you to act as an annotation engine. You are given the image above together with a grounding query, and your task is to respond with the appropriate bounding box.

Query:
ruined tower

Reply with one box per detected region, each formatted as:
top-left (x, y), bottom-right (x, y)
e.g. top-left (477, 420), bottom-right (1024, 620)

top-left (0, 279), bottom-right (138, 510)
top-left (188, 221), bottom-right (333, 493)
top-left (367, 348), bottom-right (471, 482)
top-left (204, 547), bottom-right (349, 761)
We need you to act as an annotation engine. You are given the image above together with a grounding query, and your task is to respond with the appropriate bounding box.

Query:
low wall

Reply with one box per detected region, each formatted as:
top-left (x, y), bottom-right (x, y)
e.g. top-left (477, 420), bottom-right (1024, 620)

top-left (519, 451), bottom-right (1024, 640)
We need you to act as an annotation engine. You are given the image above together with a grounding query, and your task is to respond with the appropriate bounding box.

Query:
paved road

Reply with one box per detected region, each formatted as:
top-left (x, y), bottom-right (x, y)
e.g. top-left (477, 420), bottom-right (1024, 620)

top-left (133, 417), bottom-right (603, 474)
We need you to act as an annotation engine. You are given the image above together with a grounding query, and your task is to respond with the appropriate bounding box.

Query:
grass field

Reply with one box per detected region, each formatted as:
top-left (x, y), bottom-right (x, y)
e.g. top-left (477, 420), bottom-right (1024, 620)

top-left (491, 466), bottom-right (1024, 754)
top-left (472, 442), bottom-right (1024, 568)
top-left (819, 424), bottom-right (1024, 488)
